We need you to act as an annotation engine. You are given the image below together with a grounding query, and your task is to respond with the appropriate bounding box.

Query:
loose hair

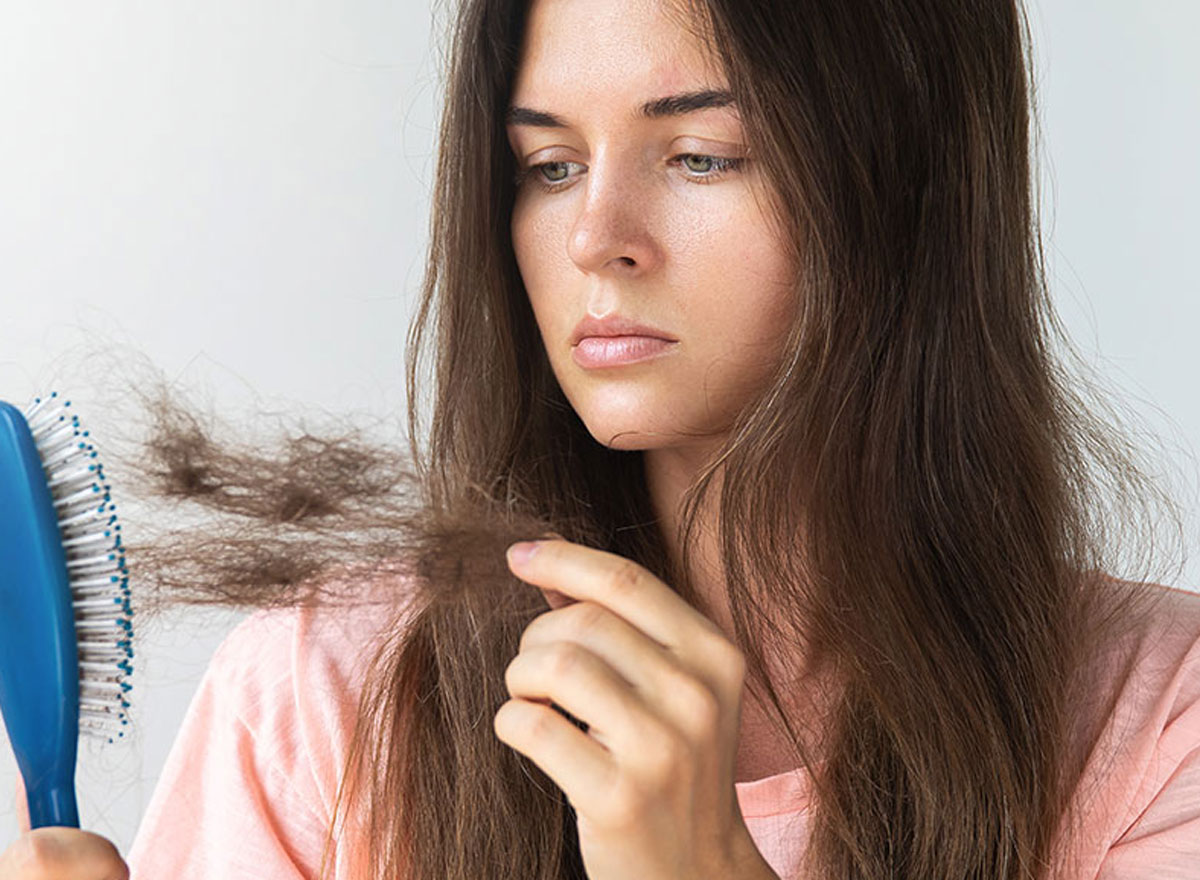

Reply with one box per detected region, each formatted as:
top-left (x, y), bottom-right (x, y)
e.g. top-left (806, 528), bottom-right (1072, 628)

top-left (114, 0), bottom-right (1188, 877)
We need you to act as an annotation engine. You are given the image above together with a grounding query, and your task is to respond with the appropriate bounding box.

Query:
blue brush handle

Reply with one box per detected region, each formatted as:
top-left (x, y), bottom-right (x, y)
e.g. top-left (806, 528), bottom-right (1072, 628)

top-left (0, 401), bottom-right (81, 828)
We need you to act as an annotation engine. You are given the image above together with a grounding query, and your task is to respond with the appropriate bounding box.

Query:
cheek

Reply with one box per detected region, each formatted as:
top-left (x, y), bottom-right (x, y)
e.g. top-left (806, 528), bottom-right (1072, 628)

top-left (704, 251), bottom-right (797, 401)
top-left (512, 208), bottom-right (563, 304)
top-left (706, 232), bottom-right (797, 347)
top-left (511, 213), bottom-right (551, 323)
top-left (511, 207), bottom-right (537, 282)
top-left (741, 211), bottom-right (798, 326)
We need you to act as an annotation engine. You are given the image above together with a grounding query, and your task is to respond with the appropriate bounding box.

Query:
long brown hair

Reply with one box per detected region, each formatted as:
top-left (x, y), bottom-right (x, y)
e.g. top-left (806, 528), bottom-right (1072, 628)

top-left (114, 0), bottom-right (1188, 877)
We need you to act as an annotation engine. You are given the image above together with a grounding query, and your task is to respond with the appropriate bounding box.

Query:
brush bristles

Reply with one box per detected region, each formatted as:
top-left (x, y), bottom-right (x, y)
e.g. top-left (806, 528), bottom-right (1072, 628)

top-left (26, 392), bottom-right (134, 745)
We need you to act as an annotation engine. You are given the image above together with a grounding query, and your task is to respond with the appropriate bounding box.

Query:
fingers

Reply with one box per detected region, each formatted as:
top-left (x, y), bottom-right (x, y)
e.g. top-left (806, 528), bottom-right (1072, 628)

top-left (8, 778), bottom-right (129, 879)
top-left (536, 586), bottom-right (577, 611)
top-left (0, 828), bottom-right (130, 880)
top-left (13, 775), bottom-right (29, 836)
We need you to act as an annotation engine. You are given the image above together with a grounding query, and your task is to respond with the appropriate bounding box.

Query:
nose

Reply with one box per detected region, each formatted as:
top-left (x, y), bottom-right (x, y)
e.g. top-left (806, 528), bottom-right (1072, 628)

top-left (565, 151), bottom-right (661, 275)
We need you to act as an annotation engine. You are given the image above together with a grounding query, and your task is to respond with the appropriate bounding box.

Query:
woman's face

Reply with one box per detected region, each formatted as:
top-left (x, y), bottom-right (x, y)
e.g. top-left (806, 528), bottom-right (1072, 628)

top-left (508, 0), bottom-right (796, 453)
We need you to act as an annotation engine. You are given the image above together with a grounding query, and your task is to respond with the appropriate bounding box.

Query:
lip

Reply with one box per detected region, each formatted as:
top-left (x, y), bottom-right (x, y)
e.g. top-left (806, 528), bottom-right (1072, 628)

top-left (569, 314), bottom-right (676, 346)
top-left (572, 335), bottom-right (677, 369)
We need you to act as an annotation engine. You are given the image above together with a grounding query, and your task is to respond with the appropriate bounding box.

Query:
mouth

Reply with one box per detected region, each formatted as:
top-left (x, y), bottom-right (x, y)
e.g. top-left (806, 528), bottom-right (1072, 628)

top-left (571, 335), bottom-right (678, 369)
top-left (569, 315), bottom-right (677, 346)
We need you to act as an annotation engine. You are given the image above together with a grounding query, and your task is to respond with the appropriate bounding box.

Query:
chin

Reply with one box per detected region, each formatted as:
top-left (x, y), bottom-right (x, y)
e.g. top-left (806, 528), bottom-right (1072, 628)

top-left (598, 433), bottom-right (654, 452)
top-left (563, 388), bottom-right (686, 450)
top-left (577, 419), bottom-right (648, 451)
top-left (579, 418), bottom-right (682, 452)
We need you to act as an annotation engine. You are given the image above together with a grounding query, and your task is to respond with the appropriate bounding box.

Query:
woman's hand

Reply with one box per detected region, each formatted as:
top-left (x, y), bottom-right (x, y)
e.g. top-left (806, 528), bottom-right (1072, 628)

top-left (496, 537), bottom-right (780, 880)
top-left (1, 777), bottom-right (128, 879)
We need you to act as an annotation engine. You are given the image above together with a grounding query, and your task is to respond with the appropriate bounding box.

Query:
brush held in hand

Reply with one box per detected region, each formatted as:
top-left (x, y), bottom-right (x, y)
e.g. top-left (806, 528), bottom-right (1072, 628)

top-left (0, 392), bottom-right (133, 829)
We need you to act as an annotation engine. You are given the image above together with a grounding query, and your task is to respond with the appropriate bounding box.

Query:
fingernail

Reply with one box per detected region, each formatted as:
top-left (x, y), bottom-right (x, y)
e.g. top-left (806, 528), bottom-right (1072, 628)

top-left (507, 541), bottom-right (540, 565)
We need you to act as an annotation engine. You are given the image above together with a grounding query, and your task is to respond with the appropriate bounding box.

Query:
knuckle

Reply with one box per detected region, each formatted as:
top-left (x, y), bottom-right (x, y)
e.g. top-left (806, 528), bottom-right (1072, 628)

top-left (568, 602), bottom-right (608, 636)
top-left (710, 638), bottom-right (747, 683)
top-left (715, 643), bottom-right (744, 686)
top-left (548, 642), bottom-right (583, 679)
top-left (677, 677), bottom-right (721, 728)
top-left (527, 702), bottom-right (557, 739)
top-left (518, 613), bottom-right (549, 653)
top-left (495, 699), bottom-right (525, 735)
top-left (609, 560), bottom-right (645, 599)
top-left (503, 655), bottom-right (520, 693)
top-left (493, 701), bottom-right (514, 738)
top-left (92, 836), bottom-right (129, 879)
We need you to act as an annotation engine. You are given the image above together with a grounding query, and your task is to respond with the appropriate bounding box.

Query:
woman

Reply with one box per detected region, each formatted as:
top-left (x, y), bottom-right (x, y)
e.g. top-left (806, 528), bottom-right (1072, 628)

top-left (4, 0), bottom-right (1197, 877)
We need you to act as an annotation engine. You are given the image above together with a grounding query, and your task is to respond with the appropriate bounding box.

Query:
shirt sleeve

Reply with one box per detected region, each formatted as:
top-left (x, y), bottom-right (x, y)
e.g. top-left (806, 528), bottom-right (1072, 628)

top-left (1095, 632), bottom-right (1200, 879)
top-left (126, 609), bottom-right (333, 880)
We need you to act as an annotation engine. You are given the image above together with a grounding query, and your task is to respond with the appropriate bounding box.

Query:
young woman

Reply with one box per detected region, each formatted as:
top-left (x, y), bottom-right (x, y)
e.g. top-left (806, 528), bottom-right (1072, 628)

top-left (4, 0), bottom-right (1198, 878)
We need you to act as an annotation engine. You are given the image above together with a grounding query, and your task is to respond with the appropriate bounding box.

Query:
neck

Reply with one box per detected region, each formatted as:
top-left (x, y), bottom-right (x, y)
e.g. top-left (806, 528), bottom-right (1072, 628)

top-left (642, 445), bottom-right (730, 628)
top-left (641, 446), bottom-right (837, 771)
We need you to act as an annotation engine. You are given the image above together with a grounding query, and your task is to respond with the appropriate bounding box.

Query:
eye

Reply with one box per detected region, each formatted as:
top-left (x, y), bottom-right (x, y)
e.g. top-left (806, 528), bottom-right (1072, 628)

top-left (514, 154), bottom-right (746, 193)
top-left (537, 161), bottom-right (574, 185)
top-left (671, 154), bottom-right (746, 184)
top-left (680, 154), bottom-right (725, 174)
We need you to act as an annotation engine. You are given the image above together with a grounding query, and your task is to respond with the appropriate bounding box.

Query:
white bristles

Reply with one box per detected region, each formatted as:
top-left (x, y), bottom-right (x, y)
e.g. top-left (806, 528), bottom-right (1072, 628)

top-left (61, 529), bottom-right (116, 550)
top-left (53, 484), bottom-right (107, 510)
top-left (66, 555), bottom-right (121, 573)
top-left (78, 646), bottom-right (128, 661)
top-left (57, 507), bottom-right (116, 531)
top-left (24, 392), bottom-right (133, 745)
top-left (47, 463), bottom-right (101, 492)
top-left (66, 574), bottom-right (123, 590)
top-left (73, 618), bottom-right (131, 632)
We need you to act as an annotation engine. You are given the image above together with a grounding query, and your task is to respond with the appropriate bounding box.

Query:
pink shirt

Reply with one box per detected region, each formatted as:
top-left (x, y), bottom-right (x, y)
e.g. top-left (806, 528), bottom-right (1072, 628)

top-left (127, 578), bottom-right (1200, 879)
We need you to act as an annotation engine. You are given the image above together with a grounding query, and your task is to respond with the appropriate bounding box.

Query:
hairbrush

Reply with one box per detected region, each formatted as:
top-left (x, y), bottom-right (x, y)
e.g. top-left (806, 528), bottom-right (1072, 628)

top-left (0, 391), bottom-right (133, 828)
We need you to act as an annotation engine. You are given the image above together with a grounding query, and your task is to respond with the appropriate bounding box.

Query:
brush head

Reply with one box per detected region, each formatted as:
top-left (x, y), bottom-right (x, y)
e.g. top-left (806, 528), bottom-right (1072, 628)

top-left (0, 391), bottom-right (133, 829)
top-left (22, 392), bottom-right (134, 743)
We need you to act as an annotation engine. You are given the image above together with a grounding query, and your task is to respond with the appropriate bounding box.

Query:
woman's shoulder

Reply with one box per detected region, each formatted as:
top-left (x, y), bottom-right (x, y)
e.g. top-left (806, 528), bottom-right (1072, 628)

top-left (215, 567), bottom-right (422, 685)
top-left (128, 566), bottom-right (425, 878)
top-left (202, 565), bottom-right (425, 801)
top-left (1087, 578), bottom-right (1200, 740)
top-left (1061, 579), bottom-right (1200, 874)
top-left (1109, 579), bottom-right (1200, 690)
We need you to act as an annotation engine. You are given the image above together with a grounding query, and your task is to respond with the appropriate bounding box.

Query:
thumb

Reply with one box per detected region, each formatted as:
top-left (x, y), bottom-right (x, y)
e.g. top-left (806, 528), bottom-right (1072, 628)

top-left (534, 531), bottom-right (575, 610)
top-left (537, 533), bottom-right (573, 607)
top-left (14, 773), bottom-right (30, 834)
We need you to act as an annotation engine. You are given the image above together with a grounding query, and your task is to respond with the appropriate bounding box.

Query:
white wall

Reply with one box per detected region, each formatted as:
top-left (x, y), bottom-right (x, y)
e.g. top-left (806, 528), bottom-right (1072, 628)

top-left (0, 0), bottom-right (441, 853)
top-left (1, 0), bottom-right (1197, 855)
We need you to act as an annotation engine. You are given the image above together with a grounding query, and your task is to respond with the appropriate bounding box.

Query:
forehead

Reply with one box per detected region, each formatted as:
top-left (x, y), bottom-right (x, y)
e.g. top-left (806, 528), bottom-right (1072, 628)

top-left (510, 0), bottom-right (723, 109)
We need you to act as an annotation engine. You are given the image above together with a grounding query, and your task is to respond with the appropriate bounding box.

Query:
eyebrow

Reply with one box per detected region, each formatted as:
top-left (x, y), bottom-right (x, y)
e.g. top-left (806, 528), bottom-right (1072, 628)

top-left (505, 88), bottom-right (737, 128)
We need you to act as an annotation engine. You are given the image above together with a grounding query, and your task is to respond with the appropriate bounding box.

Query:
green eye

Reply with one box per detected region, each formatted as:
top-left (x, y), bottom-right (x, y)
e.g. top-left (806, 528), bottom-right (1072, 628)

top-left (541, 162), bottom-right (570, 182)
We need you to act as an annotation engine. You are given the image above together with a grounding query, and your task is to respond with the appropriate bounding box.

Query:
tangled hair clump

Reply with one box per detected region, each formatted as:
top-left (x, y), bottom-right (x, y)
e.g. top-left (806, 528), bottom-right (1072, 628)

top-left (110, 377), bottom-right (575, 621)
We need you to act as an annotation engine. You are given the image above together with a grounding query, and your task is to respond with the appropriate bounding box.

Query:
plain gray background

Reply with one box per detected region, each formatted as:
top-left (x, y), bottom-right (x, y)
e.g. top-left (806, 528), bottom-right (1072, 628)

top-left (1, 0), bottom-right (1198, 855)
